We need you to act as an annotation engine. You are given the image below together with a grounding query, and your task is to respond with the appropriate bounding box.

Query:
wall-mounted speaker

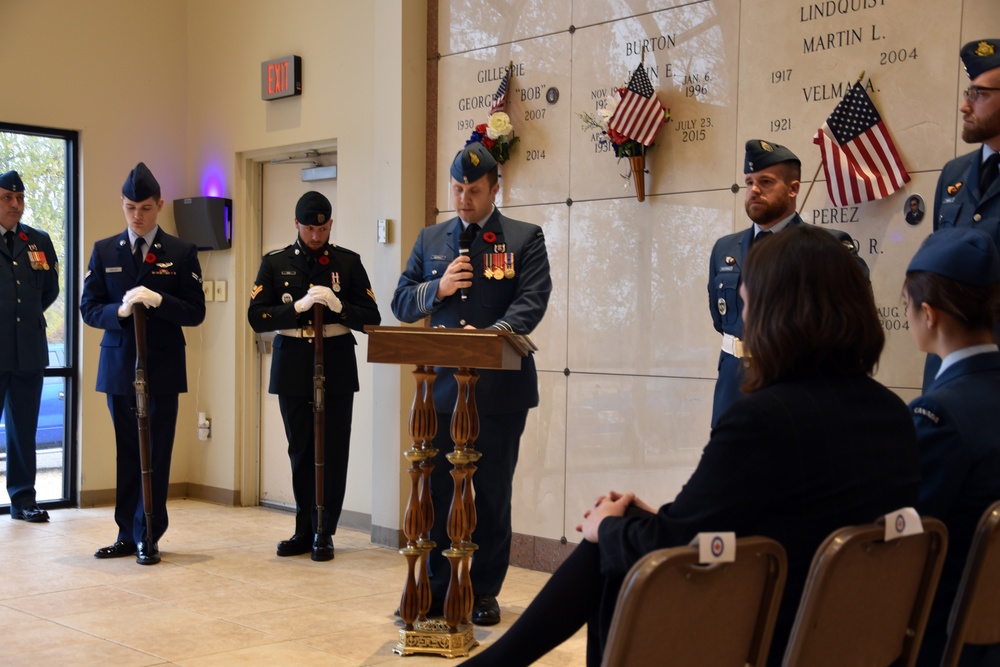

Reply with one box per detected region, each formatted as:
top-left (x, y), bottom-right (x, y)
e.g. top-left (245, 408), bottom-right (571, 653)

top-left (173, 196), bottom-right (232, 250)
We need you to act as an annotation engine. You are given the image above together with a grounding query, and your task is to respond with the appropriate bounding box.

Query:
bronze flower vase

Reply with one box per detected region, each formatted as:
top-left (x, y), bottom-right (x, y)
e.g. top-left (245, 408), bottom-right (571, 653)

top-left (629, 154), bottom-right (646, 202)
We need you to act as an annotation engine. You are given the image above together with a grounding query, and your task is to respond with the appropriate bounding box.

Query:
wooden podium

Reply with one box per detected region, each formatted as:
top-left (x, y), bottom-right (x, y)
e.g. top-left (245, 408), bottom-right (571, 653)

top-left (366, 325), bottom-right (535, 658)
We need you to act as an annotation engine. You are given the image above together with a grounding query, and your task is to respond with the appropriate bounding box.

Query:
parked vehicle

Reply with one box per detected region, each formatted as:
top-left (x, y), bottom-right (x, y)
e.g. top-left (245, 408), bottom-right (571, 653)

top-left (0, 343), bottom-right (65, 456)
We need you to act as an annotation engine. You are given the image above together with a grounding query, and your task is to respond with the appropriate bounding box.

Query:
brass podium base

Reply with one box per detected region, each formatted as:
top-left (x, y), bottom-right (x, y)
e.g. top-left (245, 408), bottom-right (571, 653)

top-left (394, 619), bottom-right (479, 657)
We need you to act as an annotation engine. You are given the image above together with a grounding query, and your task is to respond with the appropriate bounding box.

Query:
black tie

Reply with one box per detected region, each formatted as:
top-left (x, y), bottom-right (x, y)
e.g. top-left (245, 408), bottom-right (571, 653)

top-left (468, 224), bottom-right (480, 243)
top-left (4, 231), bottom-right (13, 254)
top-left (981, 153), bottom-right (1000, 194)
top-left (755, 230), bottom-right (772, 244)
top-left (133, 240), bottom-right (145, 270)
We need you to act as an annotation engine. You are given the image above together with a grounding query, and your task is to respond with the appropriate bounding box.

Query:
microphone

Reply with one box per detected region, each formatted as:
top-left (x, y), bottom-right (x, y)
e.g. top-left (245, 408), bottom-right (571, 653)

top-left (458, 225), bottom-right (473, 302)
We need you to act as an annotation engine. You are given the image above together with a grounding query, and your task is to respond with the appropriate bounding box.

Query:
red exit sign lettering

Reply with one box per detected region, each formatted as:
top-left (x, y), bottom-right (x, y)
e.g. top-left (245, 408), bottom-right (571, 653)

top-left (261, 55), bottom-right (302, 100)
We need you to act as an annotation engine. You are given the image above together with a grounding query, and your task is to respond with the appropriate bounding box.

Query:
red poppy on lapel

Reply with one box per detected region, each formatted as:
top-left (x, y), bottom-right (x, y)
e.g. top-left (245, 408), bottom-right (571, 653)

top-left (483, 231), bottom-right (496, 243)
top-left (144, 253), bottom-right (156, 263)
top-left (319, 256), bottom-right (330, 265)
top-left (19, 232), bottom-right (28, 241)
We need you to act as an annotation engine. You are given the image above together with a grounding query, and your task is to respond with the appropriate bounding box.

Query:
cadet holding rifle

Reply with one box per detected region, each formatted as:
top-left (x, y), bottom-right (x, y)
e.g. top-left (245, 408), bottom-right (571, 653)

top-left (81, 163), bottom-right (206, 565)
top-left (248, 191), bottom-right (380, 561)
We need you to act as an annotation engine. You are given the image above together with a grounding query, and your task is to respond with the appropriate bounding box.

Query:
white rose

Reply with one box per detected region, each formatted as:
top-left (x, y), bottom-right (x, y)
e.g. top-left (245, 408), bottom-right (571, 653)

top-left (486, 112), bottom-right (514, 140)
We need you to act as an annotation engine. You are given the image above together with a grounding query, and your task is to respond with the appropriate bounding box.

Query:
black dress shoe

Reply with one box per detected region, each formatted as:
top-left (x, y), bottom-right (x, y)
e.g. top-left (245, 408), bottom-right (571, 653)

top-left (11, 507), bottom-right (49, 523)
top-left (472, 595), bottom-right (501, 626)
top-left (94, 541), bottom-right (137, 559)
top-left (276, 533), bottom-right (312, 557)
top-left (136, 541), bottom-right (160, 565)
top-left (311, 533), bottom-right (334, 562)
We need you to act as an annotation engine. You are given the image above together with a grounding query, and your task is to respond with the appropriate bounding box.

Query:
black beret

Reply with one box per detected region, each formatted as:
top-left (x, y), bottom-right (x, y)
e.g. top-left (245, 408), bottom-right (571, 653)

top-left (907, 227), bottom-right (1000, 286)
top-left (0, 170), bottom-right (25, 192)
top-left (961, 39), bottom-right (1000, 79)
top-left (450, 142), bottom-right (497, 183)
top-left (295, 191), bottom-right (332, 226)
top-left (122, 162), bottom-right (161, 201)
top-left (744, 139), bottom-right (800, 174)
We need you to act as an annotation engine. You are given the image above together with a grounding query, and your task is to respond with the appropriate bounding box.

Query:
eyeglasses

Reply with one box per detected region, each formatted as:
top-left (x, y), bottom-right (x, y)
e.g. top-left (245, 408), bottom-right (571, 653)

top-left (964, 85), bottom-right (1000, 102)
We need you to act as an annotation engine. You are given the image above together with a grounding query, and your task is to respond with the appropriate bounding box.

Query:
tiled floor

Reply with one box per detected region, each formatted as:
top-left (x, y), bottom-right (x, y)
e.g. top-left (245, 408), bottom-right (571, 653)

top-left (0, 499), bottom-right (586, 666)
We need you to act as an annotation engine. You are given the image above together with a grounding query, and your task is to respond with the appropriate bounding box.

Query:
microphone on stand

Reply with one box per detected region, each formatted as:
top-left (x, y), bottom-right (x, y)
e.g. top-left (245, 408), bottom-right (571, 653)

top-left (458, 224), bottom-right (474, 302)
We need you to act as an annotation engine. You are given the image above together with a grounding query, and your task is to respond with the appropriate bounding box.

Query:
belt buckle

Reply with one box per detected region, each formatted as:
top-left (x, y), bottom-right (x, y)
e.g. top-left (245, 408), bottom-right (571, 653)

top-left (302, 326), bottom-right (315, 338)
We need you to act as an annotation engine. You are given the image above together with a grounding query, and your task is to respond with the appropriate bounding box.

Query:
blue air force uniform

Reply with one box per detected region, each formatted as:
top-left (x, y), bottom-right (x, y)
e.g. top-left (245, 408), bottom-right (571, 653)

top-left (924, 38), bottom-right (1000, 388)
top-left (248, 208), bottom-right (381, 542)
top-left (391, 143), bottom-right (552, 611)
top-left (906, 226), bottom-right (1000, 667)
top-left (80, 163), bottom-right (205, 553)
top-left (0, 170), bottom-right (59, 519)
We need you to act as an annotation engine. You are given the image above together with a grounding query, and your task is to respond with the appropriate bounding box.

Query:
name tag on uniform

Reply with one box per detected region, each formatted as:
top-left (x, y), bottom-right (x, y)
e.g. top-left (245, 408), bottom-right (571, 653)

top-left (107, 267), bottom-right (123, 273)
top-left (281, 270), bottom-right (297, 276)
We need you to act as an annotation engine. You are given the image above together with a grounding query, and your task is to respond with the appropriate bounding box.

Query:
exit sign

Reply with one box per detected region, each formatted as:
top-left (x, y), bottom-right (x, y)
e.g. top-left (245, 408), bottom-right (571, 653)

top-left (261, 55), bottom-right (302, 100)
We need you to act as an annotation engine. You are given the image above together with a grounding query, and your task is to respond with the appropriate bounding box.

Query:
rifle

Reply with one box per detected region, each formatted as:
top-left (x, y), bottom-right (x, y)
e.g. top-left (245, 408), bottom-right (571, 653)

top-left (312, 303), bottom-right (326, 536)
top-left (132, 304), bottom-right (155, 549)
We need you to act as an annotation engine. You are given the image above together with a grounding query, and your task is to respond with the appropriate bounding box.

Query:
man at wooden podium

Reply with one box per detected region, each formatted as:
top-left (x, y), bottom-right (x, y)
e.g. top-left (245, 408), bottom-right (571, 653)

top-left (391, 142), bottom-right (552, 625)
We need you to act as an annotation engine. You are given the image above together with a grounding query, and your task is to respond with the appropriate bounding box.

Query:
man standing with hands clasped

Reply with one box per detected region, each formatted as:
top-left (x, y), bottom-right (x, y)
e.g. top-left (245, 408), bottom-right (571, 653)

top-left (708, 140), bottom-right (867, 427)
top-left (924, 38), bottom-right (1000, 388)
top-left (392, 142), bottom-right (551, 625)
top-left (248, 191), bottom-right (381, 562)
top-left (81, 162), bottom-right (205, 565)
top-left (0, 170), bottom-right (59, 523)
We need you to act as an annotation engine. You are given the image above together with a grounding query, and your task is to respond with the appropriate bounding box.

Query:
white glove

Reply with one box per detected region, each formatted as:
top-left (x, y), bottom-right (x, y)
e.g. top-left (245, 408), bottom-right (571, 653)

top-left (125, 286), bottom-right (163, 308)
top-left (117, 296), bottom-right (134, 318)
top-left (293, 293), bottom-right (316, 313)
top-left (308, 285), bottom-right (343, 313)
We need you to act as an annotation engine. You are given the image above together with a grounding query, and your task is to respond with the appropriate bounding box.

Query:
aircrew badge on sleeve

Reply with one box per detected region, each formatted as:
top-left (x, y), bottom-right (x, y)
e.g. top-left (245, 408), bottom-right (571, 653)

top-left (947, 182), bottom-right (963, 196)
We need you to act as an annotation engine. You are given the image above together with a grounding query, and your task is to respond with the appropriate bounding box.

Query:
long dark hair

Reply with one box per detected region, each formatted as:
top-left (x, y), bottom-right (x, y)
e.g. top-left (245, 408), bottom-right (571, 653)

top-left (741, 224), bottom-right (883, 393)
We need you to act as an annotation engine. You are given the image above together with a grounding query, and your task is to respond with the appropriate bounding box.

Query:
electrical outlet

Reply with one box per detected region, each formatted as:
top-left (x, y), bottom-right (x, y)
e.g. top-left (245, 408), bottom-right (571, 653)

top-left (203, 280), bottom-right (215, 302)
top-left (214, 280), bottom-right (227, 302)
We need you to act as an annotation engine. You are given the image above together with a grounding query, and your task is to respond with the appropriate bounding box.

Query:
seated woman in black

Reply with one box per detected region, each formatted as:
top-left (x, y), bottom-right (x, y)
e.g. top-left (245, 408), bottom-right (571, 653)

top-left (463, 223), bottom-right (922, 667)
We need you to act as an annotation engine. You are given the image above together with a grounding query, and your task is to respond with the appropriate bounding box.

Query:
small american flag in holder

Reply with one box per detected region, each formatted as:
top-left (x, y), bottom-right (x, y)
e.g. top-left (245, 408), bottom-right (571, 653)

top-left (813, 81), bottom-right (910, 206)
top-left (608, 62), bottom-right (666, 147)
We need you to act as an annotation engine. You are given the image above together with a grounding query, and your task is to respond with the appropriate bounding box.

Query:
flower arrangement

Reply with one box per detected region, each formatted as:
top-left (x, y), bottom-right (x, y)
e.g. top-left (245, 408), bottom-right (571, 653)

top-left (577, 88), bottom-right (668, 159)
top-left (466, 111), bottom-right (519, 164)
top-left (577, 81), bottom-right (669, 201)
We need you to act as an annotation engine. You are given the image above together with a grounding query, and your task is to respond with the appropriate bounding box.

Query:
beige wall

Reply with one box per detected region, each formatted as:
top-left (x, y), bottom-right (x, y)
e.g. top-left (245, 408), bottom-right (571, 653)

top-left (1, 0), bottom-right (426, 535)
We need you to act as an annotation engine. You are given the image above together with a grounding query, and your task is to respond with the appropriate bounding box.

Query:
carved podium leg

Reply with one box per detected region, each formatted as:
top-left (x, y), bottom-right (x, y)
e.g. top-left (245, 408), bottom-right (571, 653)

top-left (394, 366), bottom-right (480, 657)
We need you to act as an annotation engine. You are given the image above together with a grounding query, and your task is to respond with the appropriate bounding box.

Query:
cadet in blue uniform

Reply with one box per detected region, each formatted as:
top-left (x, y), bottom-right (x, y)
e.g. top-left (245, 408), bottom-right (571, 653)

top-left (81, 163), bottom-right (206, 565)
top-left (0, 170), bottom-right (59, 523)
top-left (708, 140), bottom-right (867, 427)
top-left (903, 228), bottom-right (1000, 667)
top-left (925, 38), bottom-right (1000, 388)
top-left (248, 191), bottom-right (381, 562)
top-left (391, 142), bottom-right (551, 625)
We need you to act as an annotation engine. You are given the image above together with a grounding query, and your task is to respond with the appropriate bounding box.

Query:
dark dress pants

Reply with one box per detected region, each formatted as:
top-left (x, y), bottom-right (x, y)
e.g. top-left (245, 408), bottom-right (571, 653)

top-left (107, 392), bottom-right (178, 544)
top-left (278, 392), bottom-right (354, 536)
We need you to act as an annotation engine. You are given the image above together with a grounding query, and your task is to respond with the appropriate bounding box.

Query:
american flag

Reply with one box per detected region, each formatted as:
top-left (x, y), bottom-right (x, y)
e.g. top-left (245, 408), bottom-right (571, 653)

top-left (489, 67), bottom-right (509, 115)
top-left (812, 82), bottom-right (909, 206)
top-left (608, 63), bottom-right (666, 146)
